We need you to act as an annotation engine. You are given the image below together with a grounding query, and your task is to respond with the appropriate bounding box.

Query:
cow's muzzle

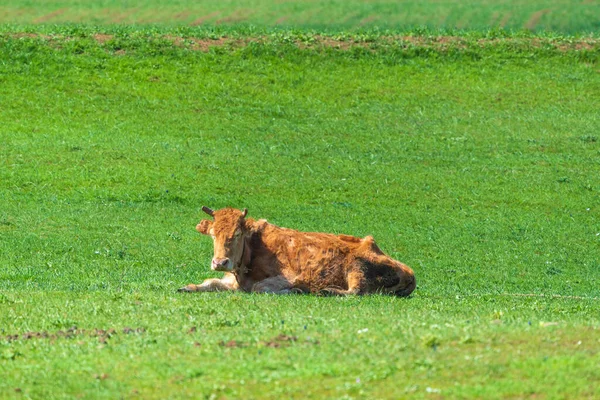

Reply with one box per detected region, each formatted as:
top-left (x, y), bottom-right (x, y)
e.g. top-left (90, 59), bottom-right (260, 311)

top-left (211, 257), bottom-right (233, 271)
top-left (396, 275), bottom-right (416, 297)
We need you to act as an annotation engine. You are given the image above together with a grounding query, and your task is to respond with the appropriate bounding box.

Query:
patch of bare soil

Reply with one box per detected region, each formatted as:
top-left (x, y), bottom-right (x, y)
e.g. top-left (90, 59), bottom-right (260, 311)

top-left (8, 32), bottom-right (48, 40)
top-left (110, 8), bottom-right (140, 24)
top-left (304, 37), bottom-right (355, 50)
top-left (93, 34), bottom-right (113, 44)
top-left (275, 15), bottom-right (289, 25)
top-left (190, 11), bottom-right (222, 26)
top-left (2, 326), bottom-right (145, 344)
top-left (359, 15), bottom-right (380, 26)
top-left (166, 35), bottom-right (229, 51)
top-left (499, 12), bottom-right (512, 27)
top-left (219, 339), bottom-right (247, 348)
top-left (4, 33), bottom-right (599, 53)
top-left (263, 334), bottom-right (297, 348)
top-left (11, 32), bottom-right (34, 39)
top-left (172, 10), bottom-right (193, 21)
top-left (33, 8), bottom-right (67, 24)
top-left (525, 9), bottom-right (552, 30)
top-left (214, 334), bottom-right (318, 349)
top-left (216, 8), bottom-right (252, 25)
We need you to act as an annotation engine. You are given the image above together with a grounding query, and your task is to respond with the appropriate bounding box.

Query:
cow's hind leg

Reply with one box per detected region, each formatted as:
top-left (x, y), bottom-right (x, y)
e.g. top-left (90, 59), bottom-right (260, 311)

top-left (320, 271), bottom-right (362, 296)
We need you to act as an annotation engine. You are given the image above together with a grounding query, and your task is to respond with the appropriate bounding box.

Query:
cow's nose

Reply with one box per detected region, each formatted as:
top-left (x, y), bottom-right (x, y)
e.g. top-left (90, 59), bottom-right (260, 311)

top-left (212, 258), bottom-right (229, 268)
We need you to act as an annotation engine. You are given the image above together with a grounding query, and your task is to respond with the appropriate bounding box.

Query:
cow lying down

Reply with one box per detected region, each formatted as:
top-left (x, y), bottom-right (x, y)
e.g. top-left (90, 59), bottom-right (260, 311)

top-left (178, 206), bottom-right (416, 296)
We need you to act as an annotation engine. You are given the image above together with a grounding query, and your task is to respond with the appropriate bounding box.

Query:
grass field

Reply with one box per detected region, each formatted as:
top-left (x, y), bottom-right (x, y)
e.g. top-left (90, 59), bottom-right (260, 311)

top-left (1, 20), bottom-right (600, 400)
top-left (1, 0), bottom-right (600, 33)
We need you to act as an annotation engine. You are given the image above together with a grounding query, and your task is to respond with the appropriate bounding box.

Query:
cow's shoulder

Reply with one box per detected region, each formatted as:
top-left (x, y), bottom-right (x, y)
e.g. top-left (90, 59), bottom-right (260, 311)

top-left (245, 218), bottom-right (269, 233)
top-left (254, 218), bottom-right (269, 229)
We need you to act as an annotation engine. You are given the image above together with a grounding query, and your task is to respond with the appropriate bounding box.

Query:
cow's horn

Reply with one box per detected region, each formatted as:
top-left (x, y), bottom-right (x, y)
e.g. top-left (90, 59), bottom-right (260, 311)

top-left (202, 206), bottom-right (215, 217)
top-left (241, 208), bottom-right (248, 218)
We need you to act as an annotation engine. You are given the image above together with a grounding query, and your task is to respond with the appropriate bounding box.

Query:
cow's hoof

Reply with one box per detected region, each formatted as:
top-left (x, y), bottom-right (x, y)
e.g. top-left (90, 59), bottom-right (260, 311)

top-left (177, 286), bottom-right (194, 293)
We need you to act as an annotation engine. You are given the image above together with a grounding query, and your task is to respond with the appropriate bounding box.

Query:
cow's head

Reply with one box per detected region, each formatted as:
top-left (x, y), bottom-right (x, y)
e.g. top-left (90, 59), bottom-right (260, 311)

top-left (196, 206), bottom-right (250, 272)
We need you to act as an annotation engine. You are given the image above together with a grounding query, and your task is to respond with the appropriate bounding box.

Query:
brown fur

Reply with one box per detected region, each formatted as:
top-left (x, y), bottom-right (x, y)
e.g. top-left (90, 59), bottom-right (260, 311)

top-left (179, 207), bottom-right (416, 296)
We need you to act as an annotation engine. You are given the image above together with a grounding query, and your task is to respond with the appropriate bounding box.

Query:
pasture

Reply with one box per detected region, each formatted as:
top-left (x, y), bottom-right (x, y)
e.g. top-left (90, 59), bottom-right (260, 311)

top-left (1, 0), bottom-right (600, 33)
top-left (1, 13), bottom-right (600, 400)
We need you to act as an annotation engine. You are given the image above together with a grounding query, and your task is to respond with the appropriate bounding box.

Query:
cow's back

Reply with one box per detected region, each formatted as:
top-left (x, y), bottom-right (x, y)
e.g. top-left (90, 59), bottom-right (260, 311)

top-left (256, 224), bottom-right (375, 291)
top-left (245, 221), bottom-right (413, 295)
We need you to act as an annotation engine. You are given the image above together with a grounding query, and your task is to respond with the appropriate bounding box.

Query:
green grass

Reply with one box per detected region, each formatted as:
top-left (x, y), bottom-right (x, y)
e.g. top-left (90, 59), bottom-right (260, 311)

top-left (0, 0), bottom-right (600, 33)
top-left (2, 293), bottom-right (599, 399)
top-left (1, 26), bottom-right (600, 398)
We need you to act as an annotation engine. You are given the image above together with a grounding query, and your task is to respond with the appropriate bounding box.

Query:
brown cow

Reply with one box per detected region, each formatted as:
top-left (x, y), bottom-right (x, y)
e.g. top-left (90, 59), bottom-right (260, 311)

top-left (178, 207), bottom-right (416, 296)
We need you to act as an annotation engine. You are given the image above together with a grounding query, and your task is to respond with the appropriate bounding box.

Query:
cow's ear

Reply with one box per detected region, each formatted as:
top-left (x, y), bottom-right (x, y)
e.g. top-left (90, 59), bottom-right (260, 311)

top-left (196, 219), bottom-right (213, 235)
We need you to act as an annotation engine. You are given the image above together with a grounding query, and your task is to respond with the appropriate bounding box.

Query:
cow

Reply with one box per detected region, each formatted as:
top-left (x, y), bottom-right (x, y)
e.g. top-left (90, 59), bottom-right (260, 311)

top-left (178, 206), bottom-right (416, 296)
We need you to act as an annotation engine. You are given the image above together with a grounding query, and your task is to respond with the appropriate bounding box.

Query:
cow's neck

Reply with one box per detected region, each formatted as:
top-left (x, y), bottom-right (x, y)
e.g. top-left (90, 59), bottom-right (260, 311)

top-left (232, 234), bottom-right (253, 285)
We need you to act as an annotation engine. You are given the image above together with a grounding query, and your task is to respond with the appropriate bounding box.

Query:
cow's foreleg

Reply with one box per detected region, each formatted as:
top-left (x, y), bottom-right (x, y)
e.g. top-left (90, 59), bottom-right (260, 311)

top-left (251, 276), bottom-right (298, 294)
top-left (178, 273), bottom-right (239, 293)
